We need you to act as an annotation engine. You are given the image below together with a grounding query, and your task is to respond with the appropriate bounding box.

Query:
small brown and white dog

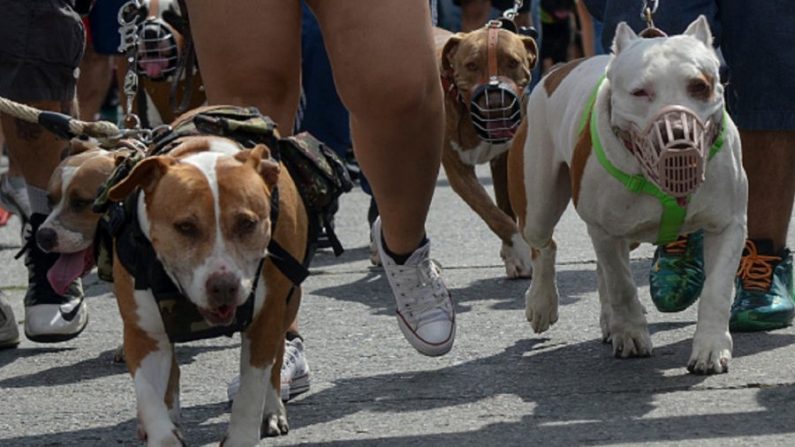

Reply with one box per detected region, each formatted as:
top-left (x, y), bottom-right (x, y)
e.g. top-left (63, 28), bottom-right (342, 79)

top-left (36, 144), bottom-right (127, 295)
top-left (435, 23), bottom-right (538, 278)
top-left (510, 17), bottom-right (747, 373)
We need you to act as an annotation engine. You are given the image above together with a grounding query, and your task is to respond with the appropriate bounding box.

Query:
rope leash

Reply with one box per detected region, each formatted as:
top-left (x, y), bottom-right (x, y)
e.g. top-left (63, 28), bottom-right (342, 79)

top-left (0, 95), bottom-right (158, 145)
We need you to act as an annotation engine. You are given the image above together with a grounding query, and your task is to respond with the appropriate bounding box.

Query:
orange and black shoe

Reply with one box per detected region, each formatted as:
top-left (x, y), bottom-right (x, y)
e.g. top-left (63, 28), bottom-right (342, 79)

top-left (730, 240), bottom-right (795, 332)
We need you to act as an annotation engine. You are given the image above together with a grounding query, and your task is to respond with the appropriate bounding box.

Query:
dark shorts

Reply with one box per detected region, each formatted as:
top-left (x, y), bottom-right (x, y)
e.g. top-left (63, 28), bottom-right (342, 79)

top-left (0, 0), bottom-right (85, 102)
top-left (586, 0), bottom-right (795, 131)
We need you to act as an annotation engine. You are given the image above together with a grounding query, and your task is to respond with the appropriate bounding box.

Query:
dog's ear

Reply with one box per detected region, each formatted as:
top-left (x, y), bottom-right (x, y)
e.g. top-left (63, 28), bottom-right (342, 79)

top-left (108, 156), bottom-right (175, 201)
top-left (612, 22), bottom-right (638, 55)
top-left (683, 15), bottom-right (713, 47)
top-left (441, 33), bottom-right (464, 75)
top-left (235, 144), bottom-right (280, 189)
top-left (521, 36), bottom-right (539, 69)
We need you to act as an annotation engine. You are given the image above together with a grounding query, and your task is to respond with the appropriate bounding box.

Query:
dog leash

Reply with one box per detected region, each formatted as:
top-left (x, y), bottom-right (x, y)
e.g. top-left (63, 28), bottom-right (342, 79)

top-left (579, 75), bottom-right (728, 245)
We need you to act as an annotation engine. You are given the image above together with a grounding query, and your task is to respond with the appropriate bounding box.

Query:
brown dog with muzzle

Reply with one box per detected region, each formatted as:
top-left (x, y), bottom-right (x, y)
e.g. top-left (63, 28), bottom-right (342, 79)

top-left (118, 0), bottom-right (205, 127)
top-left (435, 22), bottom-right (538, 278)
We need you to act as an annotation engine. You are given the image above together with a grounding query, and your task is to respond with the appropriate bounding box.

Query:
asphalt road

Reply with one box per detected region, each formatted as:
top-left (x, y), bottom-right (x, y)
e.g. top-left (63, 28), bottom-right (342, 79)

top-left (1, 166), bottom-right (794, 446)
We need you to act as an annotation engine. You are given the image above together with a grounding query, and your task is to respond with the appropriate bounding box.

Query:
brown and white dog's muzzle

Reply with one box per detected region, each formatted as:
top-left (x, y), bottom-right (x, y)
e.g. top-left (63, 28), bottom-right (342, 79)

top-left (623, 105), bottom-right (719, 198)
top-left (468, 20), bottom-right (525, 144)
top-left (469, 76), bottom-right (523, 144)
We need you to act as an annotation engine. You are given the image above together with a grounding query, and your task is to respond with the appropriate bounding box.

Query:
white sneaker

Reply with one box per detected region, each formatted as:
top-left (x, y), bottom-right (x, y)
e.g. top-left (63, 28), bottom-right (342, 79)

top-left (227, 337), bottom-right (311, 403)
top-left (372, 217), bottom-right (455, 357)
top-left (0, 291), bottom-right (20, 349)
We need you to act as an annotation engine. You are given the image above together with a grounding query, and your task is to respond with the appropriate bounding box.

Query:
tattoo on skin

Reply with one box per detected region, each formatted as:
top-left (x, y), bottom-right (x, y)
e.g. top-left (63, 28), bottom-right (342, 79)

top-left (15, 118), bottom-right (43, 141)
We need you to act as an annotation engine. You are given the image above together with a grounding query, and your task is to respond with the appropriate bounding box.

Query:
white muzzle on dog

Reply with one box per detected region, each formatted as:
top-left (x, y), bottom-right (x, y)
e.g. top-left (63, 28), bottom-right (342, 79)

top-left (620, 105), bottom-right (720, 198)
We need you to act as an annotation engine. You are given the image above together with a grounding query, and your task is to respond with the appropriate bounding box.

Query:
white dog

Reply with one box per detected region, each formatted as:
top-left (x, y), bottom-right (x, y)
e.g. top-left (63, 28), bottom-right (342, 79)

top-left (508, 16), bottom-right (747, 374)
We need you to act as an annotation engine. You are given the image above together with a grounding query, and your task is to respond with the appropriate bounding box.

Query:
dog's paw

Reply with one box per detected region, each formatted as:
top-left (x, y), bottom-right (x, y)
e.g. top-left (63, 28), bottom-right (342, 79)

top-left (262, 412), bottom-right (289, 437)
top-left (610, 323), bottom-right (652, 358)
top-left (525, 285), bottom-right (558, 333)
top-left (144, 425), bottom-right (185, 447)
top-left (500, 235), bottom-right (532, 279)
top-left (687, 331), bottom-right (732, 375)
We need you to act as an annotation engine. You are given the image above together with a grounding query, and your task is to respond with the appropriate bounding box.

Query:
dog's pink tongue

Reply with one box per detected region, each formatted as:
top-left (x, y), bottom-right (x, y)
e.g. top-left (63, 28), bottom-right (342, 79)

top-left (487, 120), bottom-right (517, 139)
top-left (47, 249), bottom-right (92, 295)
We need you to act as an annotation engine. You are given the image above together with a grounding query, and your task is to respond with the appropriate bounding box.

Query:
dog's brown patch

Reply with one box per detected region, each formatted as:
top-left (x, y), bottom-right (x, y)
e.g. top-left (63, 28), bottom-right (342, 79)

top-left (544, 58), bottom-right (586, 97)
top-left (687, 72), bottom-right (715, 101)
top-left (570, 112), bottom-right (593, 208)
top-left (507, 119), bottom-right (528, 228)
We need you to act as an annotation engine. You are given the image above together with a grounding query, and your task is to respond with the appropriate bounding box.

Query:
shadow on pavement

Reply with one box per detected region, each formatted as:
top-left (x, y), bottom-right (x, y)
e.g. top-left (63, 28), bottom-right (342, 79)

top-left (3, 331), bottom-right (793, 445)
top-left (311, 258), bottom-right (653, 315)
top-left (0, 343), bottom-right (236, 389)
top-left (282, 331), bottom-right (795, 446)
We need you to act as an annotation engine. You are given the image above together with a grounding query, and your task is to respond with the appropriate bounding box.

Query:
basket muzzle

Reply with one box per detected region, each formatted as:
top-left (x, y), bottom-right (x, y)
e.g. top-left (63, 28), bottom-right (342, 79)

top-left (136, 18), bottom-right (181, 81)
top-left (627, 105), bottom-right (718, 198)
top-left (469, 77), bottom-right (523, 143)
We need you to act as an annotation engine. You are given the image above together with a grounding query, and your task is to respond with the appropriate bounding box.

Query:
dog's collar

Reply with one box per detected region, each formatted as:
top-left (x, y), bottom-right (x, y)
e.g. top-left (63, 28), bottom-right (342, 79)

top-left (581, 74), bottom-right (728, 245)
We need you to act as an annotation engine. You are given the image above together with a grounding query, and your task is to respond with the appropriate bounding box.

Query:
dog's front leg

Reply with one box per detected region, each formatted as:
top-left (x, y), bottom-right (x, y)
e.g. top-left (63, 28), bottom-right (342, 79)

top-left (443, 146), bottom-right (531, 278)
top-left (589, 225), bottom-right (651, 358)
top-left (688, 222), bottom-right (744, 374)
top-left (490, 151), bottom-right (533, 278)
top-left (125, 329), bottom-right (184, 446)
top-left (224, 334), bottom-right (273, 446)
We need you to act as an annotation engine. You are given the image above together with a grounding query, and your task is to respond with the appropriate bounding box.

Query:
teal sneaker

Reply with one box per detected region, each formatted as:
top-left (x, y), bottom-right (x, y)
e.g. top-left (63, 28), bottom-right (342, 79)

top-left (649, 230), bottom-right (705, 312)
top-left (730, 240), bottom-right (795, 332)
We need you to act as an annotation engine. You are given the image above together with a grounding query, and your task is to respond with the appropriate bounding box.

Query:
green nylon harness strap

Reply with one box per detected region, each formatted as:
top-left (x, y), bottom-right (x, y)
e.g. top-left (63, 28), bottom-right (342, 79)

top-left (579, 74), bottom-right (728, 245)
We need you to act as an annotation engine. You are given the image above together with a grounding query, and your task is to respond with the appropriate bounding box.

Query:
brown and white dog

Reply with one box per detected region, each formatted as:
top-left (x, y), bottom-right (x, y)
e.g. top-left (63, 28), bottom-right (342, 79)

top-left (118, 0), bottom-right (205, 127)
top-left (510, 17), bottom-right (746, 373)
top-left (436, 24), bottom-right (538, 278)
top-left (102, 114), bottom-right (307, 444)
top-left (37, 144), bottom-right (128, 295)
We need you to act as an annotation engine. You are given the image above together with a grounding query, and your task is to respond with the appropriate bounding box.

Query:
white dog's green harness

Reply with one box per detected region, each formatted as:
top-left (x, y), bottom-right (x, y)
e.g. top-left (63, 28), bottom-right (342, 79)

top-left (580, 75), bottom-right (728, 245)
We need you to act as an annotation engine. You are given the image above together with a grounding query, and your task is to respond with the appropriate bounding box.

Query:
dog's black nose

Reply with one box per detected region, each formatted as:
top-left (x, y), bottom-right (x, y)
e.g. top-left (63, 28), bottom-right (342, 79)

top-left (36, 227), bottom-right (58, 252)
top-left (206, 271), bottom-right (240, 306)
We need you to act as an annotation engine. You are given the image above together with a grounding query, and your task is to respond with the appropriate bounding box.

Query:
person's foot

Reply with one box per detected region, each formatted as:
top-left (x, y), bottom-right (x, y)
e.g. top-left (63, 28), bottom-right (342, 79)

top-left (0, 291), bottom-right (20, 349)
top-left (372, 217), bottom-right (455, 357)
top-left (226, 336), bottom-right (311, 403)
top-left (649, 231), bottom-right (705, 312)
top-left (730, 240), bottom-right (795, 332)
top-left (18, 213), bottom-right (88, 343)
top-left (0, 173), bottom-right (31, 224)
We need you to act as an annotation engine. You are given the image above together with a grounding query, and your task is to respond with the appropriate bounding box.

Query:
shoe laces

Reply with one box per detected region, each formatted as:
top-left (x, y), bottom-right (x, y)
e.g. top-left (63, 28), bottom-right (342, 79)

top-left (736, 240), bottom-right (781, 292)
top-left (663, 236), bottom-right (689, 255)
top-left (391, 258), bottom-right (449, 317)
top-left (281, 341), bottom-right (301, 373)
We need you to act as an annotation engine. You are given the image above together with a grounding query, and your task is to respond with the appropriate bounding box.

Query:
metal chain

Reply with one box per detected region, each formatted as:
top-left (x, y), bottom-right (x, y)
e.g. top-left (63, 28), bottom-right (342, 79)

top-left (502, 0), bottom-right (524, 21)
top-left (641, 0), bottom-right (659, 28)
top-left (117, 0), bottom-right (144, 131)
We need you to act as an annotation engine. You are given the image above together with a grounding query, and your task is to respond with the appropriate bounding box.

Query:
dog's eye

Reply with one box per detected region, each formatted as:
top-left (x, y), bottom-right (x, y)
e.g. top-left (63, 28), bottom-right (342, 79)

top-left (507, 58), bottom-right (520, 69)
top-left (173, 221), bottom-right (199, 237)
top-left (631, 88), bottom-right (652, 99)
top-left (234, 216), bottom-right (259, 236)
top-left (70, 197), bottom-right (93, 211)
top-left (688, 78), bottom-right (712, 100)
top-left (465, 62), bottom-right (479, 72)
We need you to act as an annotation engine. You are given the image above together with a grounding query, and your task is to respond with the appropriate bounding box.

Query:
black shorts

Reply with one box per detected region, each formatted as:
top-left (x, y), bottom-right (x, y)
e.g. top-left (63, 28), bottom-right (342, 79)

top-left (453, 0), bottom-right (532, 13)
top-left (0, 0), bottom-right (85, 102)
